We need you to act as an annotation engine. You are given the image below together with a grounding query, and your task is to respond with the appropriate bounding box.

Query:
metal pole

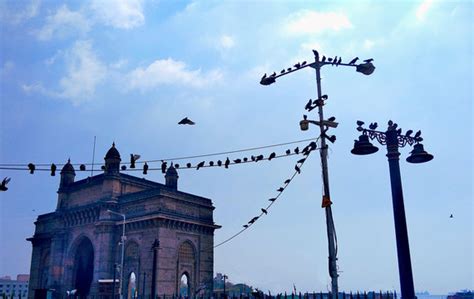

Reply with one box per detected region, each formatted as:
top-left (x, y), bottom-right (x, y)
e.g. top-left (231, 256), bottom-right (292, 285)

top-left (313, 50), bottom-right (338, 298)
top-left (385, 128), bottom-right (415, 299)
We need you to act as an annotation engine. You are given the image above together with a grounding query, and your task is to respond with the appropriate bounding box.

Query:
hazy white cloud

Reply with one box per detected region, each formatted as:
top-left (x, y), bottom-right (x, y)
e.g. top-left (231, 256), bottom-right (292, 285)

top-left (127, 58), bottom-right (222, 91)
top-left (363, 39), bottom-right (375, 50)
top-left (110, 59), bottom-right (128, 69)
top-left (36, 5), bottom-right (90, 41)
top-left (57, 40), bottom-right (106, 103)
top-left (219, 35), bottom-right (235, 49)
top-left (0, 61), bottom-right (15, 76)
top-left (0, 0), bottom-right (40, 24)
top-left (416, 0), bottom-right (434, 21)
top-left (90, 0), bottom-right (145, 29)
top-left (284, 10), bottom-right (352, 35)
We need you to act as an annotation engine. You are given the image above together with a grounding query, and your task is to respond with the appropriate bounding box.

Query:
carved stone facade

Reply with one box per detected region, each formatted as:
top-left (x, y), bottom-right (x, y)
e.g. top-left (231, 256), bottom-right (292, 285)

top-left (27, 144), bottom-right (220, 299)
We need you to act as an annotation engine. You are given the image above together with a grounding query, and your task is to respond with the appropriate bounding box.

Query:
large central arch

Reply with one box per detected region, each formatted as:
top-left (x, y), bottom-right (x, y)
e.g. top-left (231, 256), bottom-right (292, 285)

top-left (72, 237), bottom-right (94, 298)
top-left (176, 241), bottom-right (196, 297)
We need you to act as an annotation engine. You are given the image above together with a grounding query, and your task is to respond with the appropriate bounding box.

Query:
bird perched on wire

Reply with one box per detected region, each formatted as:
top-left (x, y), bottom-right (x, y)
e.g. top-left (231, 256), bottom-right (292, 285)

top-left (196, 161), bottom-right (205, 170)
top-left (364, 58), bottom-right (374, 63)
top-left (302, 61), bottom-right (307, 66)
top-left (217, 160), bottom-right (222, 167)
top-left (357, 120), bottom-right (365, 126)
top-left (284, 179), bottom-right (291, 184)
top-left (369, 122), bottom-right (378, 130)
top-left (161, 161), bottom-right (167, 173)
top-left (143, 163), bottom-right (149, 175)
top-left (295, 165), bottom-right (301, 174)
top-left (233, 159), bottom-right (242, 163)
top-left (261, 208), bottom-right (268, 215)
top-left (249, 216), bottom-right (259, 224)
top-left (270, 72), bottom-right (276, 77)
top-left (80, 164), bottom-right (86, 171)
top-left (225, 157), bottom-right (230, 168)
top-left (268, 152), bottom-right (276, 161)
top-left (0, 177), bottom-right (11, 191)
top-left (305, 99), bottom-right (313, 111)
top-left (321, 56), bottom-right (326, 63)
top-left (178, 117), bottom-right (195, 125)
top-left (286, 149), bottom-right (291, 155)
top-left (297, 158), bottom-right (306, 164)
top-left (349, 57), bottom-right (359, 65)
top-left (405, 130), bottom-right (413, 137)
top-left (294, 147), bottom-right (300, 154)
top-left (255, 155), bottom-right (264, 162)
top-left (243, 224), bottom-right (249, 228)
top-left (277, 187), bottom-right (284, 192)
top-left (294, 62), bottom-right (301, 69)
top-left (209, 161), bottom-right (214, 166)
top-left (51, 163), bottom-right (57, 176)
top-left (268, 197), bottom-right (276, 202)
top-left (449, 214), bottom-right (453, 218)
top-left (187, 163), bottom-right (192, 168)
top-left (28, 163), bottom-right (35, 174)
top-left (281, 69), bottom-right (286, 74)
top-left (243, 157), bottom-right (248, 162)
top-left (414, 130), bottom-right (422, 138)
top-left (328, 116), bottom-right (336, 122)
top-left (130, 154), bottom-right (140, 168)
top-left (332, 56), bottom-right (338, 65)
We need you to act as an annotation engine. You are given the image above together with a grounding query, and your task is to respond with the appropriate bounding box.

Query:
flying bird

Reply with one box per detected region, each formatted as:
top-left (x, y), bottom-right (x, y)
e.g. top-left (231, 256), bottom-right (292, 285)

top-left (28, 163), bottom-right (35, 174)
top-left (261, 208), bottom-right (268, 215)
top-left (295, 165), bottom-right (301, 174)
top-left (225, 157), bottom-right (230, 168)
top-left (369, 122), bottom-right (378, 130)
top-left (349, 57), bottom-right (359, 65)
top-left (130, 154), bottom-right (140, 168)
top-left (196, 161), bottom-right (205, 170)
top-left (178, 117), bottom-right (195, 125)
top-left (143, 163), bottom-right (149, 175)
top-left (364, 58), bottom-right (374, 63)
top-left (51, 163), bottom-right (57, 176)
top-left (161, 161), bottom-right (167, 173)
top-left (268, 152), bottom-right (276, 161)
top-left (0, 177), bottom-right (11, 191)
top-left (277, 187), bottom-right (284, 192)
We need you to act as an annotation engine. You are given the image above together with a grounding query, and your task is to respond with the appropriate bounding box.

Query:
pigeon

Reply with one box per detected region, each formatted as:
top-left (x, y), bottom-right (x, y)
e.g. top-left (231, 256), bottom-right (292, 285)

top-left (28, 163), bottom-right (35, 174)
top-left (249, 216), bottom-right (259, 224)
top-left (321, 56), bottom-right (326, 63)
top-left (233, 159), bottom-right (242, 163)
top-left (305, 99), bottom-right (313, 111)
top-left (196, 161), bottom-right (205, 170)
top-left (321, 94), bottom-right (328, 100)
top-left (225, 157), bottom-right (230, 168)
top-left (80, 164), bottom-right (86, 171)
top-left (337, 57), bottom-right (342, 65)
top-left (121, 165), bottom-right (127, 171)
top-left (286, 149), bottom-right (291, 155)
top-left (295, 165), bottom-right (301, 174)
top-left (243, 224), bottom-right (249, 228)
top-left (294, 147), bottom-right (300, 154)
top-left (161, 161), bottom-right (167, 173)
top-left (297, 158), bottom-right (306, 164)
top-left (143, 163), bottom-right (149, 175)
top-left (332, 56), bottom-right (338, 65)
top-left (255, 155), bottom-right (264, 162)
top-left (217, 160), bottom-right (222, 167)
top-left (268, 198), bottom-right (276, 202)
top-left (349, 57), bottom-right (359, 65)
top-left (0, 177), bottom-right (11, 191)
top-left (357, 120), bottom-right (365, 126)
top-left (449, 214), bottom-right (453, 218)
top-left (327, 57), bottom-right (333, 62)
top-left (243, 157), bottom-right (248, 162)
top-left (209, 161), bottom-right (214, 166)
top-left (327, 135), bottom-right (336, 143)
top-left (175, 164), bottom-right (180, 168)
top-left (130, 154), bottom-right (140, 168)
top-left (328, 116), bottom-right (336, 122)
top-left (301, 61), bottom-right (307, 66)
top-left (251, 155), bottom-right (256, 161)
top-left (178, 117), bottom-right (195, 125)
top-left (268, 152), bottom-right (276, 161)
top-left (277, 187), bottom-right (284, 192)
top-left (287, 68), bottom-right (292, 72)
top-left (396, 128), bottom-right (402, 135)
top-left (261, 73), bottom-right (267, 80)
top-left (270, 72), bottom-right (276, 77)
top-left (284, 179), bottom-right (291, 184)
top-left (369, 122), bottom-right (378, 130)
top-left (294, 62), bottom-right (301, 69)
top-left (414, 130), bottom-right (422, 138)
top-left (261, 208), bottom-right (268, 214)
top-left (405, 130), bottom-right (413, 137)
top-left (364, 58), bottom-right (374, 63)
top-left (50, 163), bottom-right (57, 176)
top-left (187, 163), bottom-right (192, 168)
top-left (281, 69), bottom-right (286, 74)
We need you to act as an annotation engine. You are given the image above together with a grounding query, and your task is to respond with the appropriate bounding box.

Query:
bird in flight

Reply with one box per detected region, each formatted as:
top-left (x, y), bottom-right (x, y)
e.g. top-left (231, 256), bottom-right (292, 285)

top-left (178, 117), bottom-right (195, 125)
top-left (1, 177), bottom-right (11, 191)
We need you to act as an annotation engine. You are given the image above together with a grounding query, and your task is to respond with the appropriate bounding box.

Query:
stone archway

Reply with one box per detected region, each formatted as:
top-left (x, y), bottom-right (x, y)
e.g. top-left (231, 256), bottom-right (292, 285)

top-left (72, 237), bottom-right (94, 298)
top-left (124, 241), bottom-right (140, 299)
top-left (176, 241), bottom-right (196, 296)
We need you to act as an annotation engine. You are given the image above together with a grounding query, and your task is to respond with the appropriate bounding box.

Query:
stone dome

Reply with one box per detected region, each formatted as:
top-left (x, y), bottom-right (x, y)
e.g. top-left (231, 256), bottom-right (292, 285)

top-left (105, 142), bottom-right (121, 160)
top-left (60, 159), bottom-right (75, 174)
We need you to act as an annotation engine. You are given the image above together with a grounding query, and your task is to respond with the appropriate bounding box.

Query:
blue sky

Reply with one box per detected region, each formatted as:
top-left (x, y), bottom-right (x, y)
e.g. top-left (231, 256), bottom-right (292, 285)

top-left (0, 0), bottom-right (472, 294)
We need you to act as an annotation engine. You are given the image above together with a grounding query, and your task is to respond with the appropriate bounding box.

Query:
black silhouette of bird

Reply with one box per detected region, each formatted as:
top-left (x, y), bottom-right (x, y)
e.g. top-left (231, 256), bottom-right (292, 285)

top-left (121, 165), bottom-right (127, 171)
top-left (281, 69), bottom-right (286, 74)
top-left (297, 158), bottom-right (306, 164)
top-left (101, 165), bottom-right (105, 170)
top-left (357, 120), bottom-right (365, 126)
top-left (233, 159), bottom-right (242, 163)
top-left (327, 135), bottom-right (336, 143)
top-left (396, 128), bottom-right (402, 135)
top-left (187, 162), bottom-right (192, 168)
top-left (295, 165), bottom-right (301, 173)
top-left (349, 57), bottom-right (359, 65)
top-left (294, 62), bottom-right (301, 68)
top-left (243, 224), bottom-right (249, 228)
top-left (268, 198), bottom-right (276, 202)
top-left (251, 155), bottom-right (256, 161)
top-left (277, 187), bottom-right (284, 192)
top-left (294, 147), bottom-right (299, 154)
top-left (143, 162), bottom-right (149, 175)
top-left (369, 122), bottom-right (378, 130)
top-left (286, 149), bottom-right (291, 155)
top-left (255, 155), bottom-right (264, 162)
top-left (28, 163), bottom-right (35, 174)
top-left (268, 152), bottom-right (276, 161)
top-left (405, 130), bottom-right (413, 137)
top-left (328, 116), bottom-right (336, 122)
top-left (270, 72), bottom-right (276, 77)
top-left (449, 214), bottom-right (453, 218)
top-left (175, 163), bottom-right (180, 168)
top-left (364, 58), bottom-right (374, 63)
top-left (261, 208), bottom-right (268, 215)
top-left (321, 94), bottom-right (328, 100)
top-left (50, 163), bottom-right (57, 176)
top-left (327, 57), bottom-right (333, 62)
top-left (225, 157), bottom-right (230, 168)
top-left (178, 117), bottom-right (195, 125)
top-left (196, 161), bottom-right (205, 170)
top-left (217, 160), bottom-right (222, 166)
top-left (287, 68), bottom-right (292, 72)
top-left (332, 56), bottom-right (338, 65)
top-left (80, 164), bottom-right (86, 171)
top-left (130, 154), bottom-right (140, 168)
top-left (249, 216), bottom-right (259, 224)
top-left (209, 161), bottom-right (214, 166)
top-left (161, 161), bottom-right (167, 173)
top-left (243, 157), bottom-right (248, 162)
top-left (337, 57), bottom-right (342, 65)
top-left (284, 179), bottom-right (291, 184)
top-left (0, 177), bottom-right (11, 191)
top-left (414, 130), bottom-right (422, 138)
top-left (261, 73), bottom-right (267, 80)
top-left (321, 56), bottom-right (326, 63)
top-left (302, 61), bottom-right (307, 66)
top-left (305, 99), bottom-right (313, 111)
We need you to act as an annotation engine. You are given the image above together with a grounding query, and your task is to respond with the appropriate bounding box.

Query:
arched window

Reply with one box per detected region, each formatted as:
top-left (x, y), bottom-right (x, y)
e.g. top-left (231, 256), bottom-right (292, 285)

top-left (73, 237), bottom-right (94, 298)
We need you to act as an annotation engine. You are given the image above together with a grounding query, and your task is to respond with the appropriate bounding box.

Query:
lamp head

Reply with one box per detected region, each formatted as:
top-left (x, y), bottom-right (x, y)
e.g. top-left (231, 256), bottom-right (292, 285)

top-left (356, 62), bottom-right (375, 75)
top-left (351, 134), bottom-right (379, 155)
top-left (406, 143), bottom-right (433, 163)
top-left (300, 119), bottom-right (309, 131)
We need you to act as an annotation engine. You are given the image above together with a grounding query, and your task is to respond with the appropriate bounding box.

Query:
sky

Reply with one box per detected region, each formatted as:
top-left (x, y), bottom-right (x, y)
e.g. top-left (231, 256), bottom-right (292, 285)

top-left (0, 0), bottom-right (472, 294)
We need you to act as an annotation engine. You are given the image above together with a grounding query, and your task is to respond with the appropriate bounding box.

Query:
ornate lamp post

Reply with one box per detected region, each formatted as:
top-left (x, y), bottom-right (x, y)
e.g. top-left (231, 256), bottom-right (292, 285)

top-left (351, 120), bottom-right (433, 299)
top-left (108, 210), bottom-right (127, 299)
top-left (260, 50), bottom-right (375, 298)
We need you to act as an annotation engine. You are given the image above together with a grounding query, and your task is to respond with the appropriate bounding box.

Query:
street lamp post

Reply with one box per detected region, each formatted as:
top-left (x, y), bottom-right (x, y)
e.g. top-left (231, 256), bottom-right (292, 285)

top-left (260, 50), bottom-right (375, 298)
top-left (351, 120), bottom-right (433, 299)
top-left (223, 274), bottom-right (228, 299)
top-left (108, 210), bottom-right (127, 299)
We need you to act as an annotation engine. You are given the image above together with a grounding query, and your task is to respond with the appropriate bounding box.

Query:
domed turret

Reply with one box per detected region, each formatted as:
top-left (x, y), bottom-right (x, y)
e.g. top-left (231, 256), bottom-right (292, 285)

top-left (60, 159), bottom-right (76, 188)
top-left (104, 143), bottom-right (121, 175)
top-left (165, 163), bottom-right (179, 190)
